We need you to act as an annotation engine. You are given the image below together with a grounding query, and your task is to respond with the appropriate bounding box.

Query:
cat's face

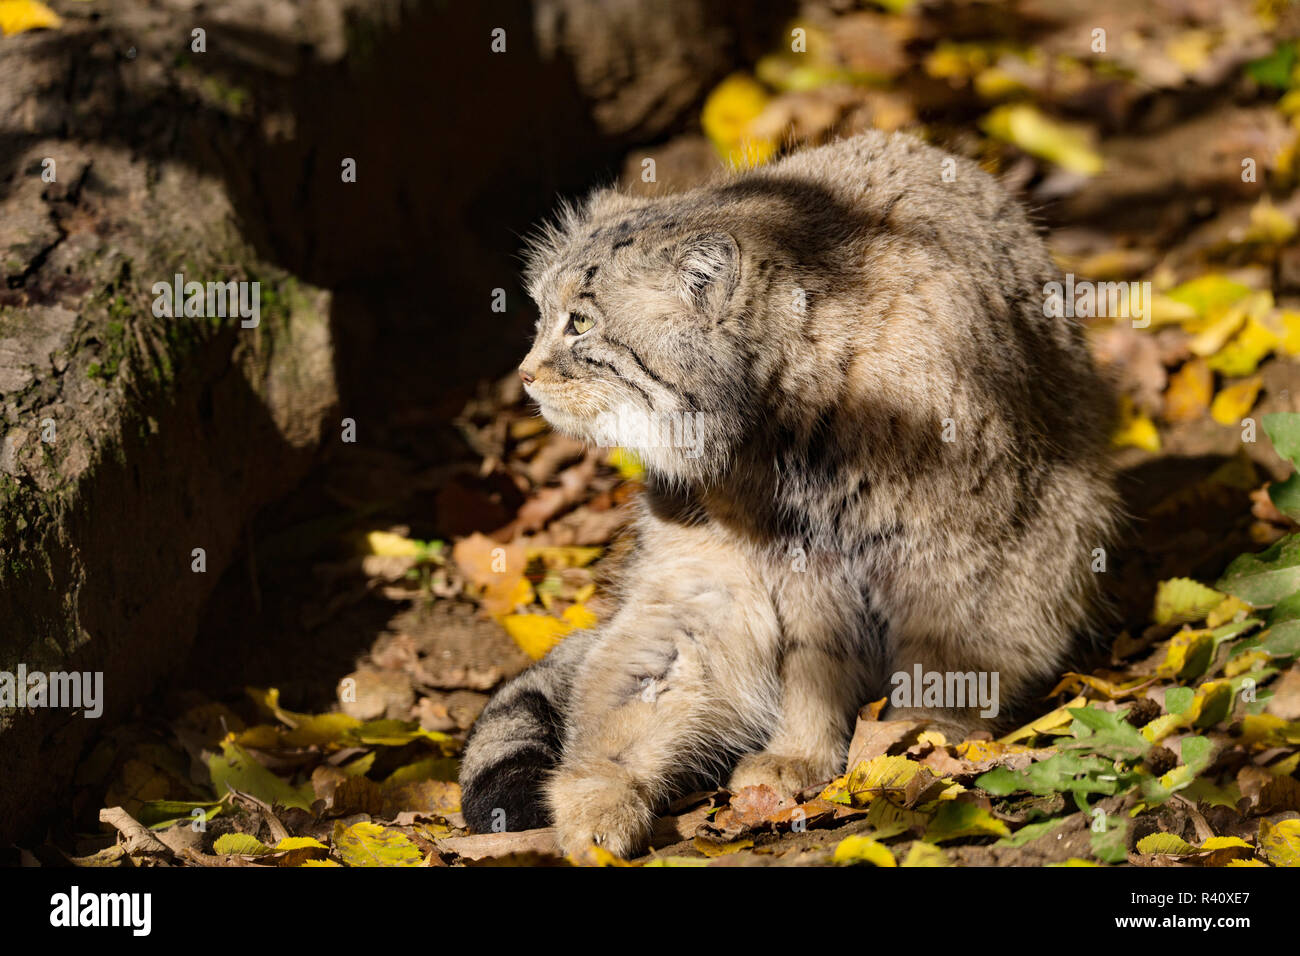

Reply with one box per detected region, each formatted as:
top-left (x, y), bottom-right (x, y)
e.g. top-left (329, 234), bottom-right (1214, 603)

top-left (520, 199), bottom-right (750, 484)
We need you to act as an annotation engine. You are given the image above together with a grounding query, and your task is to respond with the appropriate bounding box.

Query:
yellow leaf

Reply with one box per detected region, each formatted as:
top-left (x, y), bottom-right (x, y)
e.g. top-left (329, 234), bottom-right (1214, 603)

top-left (299, 859), bottom-right (342, 867)
top-left (1000, 696), bottom-right (1088, 743)
top-left (606, 447), bottom-right (646, 481)
top-left (1164, 358), bottom-right (1213, 423)
top-left (1136, 832), bottom-right (1197, 855)
top-left (642, 856), bottom-right (711, 867)
top-left (213, 833), bottom-right (275, 856)
top-left (1278, 310), bottom-right (1300, 355)
top-left (900, 841), bottom-right (951, 867)
top-left (365, 530), bottom-right (423, 558)
top-left (832, 834), bottom-right (896, 866)
top-left (1166, 29), bottom-right (1211, 73)
top-left (1165, 275), bottom-right (1254, 327)
top-left (1146, 294), bottom-right (1199, 327)
top-left (1189, 303), bottom-right (1248, 357)
top-left (1206, 316), bottom-right (1280, 377)
top-left (1200, 836), bottom-right (1252, 851)
top-left (1141, 712), bottom-right (1185, 743)
top-left (1210, 376), bottom-right (1263, 426)
top-left (332, 821), bottom-right (424, 867)
top-left (924, 801), bottom-right (1010, 842)
top-left (915, 730), bottom-right (948, 749)
top-left (980, 103), bottom-right (1102, 176)
top-left (562, 602), bottom-right (597, 630)
top-left (1244, 198), bottom-right (1297, 245)
top-left (954, 739), bottom-right (1038, 762)
top-left (1152, 578), bottom-right (1224, 626)
top-left (1111, 395), bottom-right (1161, 452)
top-left (0, 0), bottom-right (61, 35)
top-left (701, 73), bottom-right (777, 169)
top-left (275, 836), bottom-right (329, 852)
top-left (502, 612), bottom-right (571, 660)
top-left (1224, 649), bottom-right (1270, 677)
top-left (1242, 715), bottom-right (1300, 749)
top-left (1206, 595), bottom-right (1252, 628)
top-left (1048, 671), bottom-right (1151, 699)
top-left (1154, 629), bottom-right (1215, 680)
top-left (841, 754), bottom-right (922, 805)
top-left (693, 835), bottom-right (754, 858)
top-left (1258, 819), bottom-right (1300, 867)
top-left (275, 836), bottom-right (330, 866)
top-left (527, 546), bottom-right (603, 569)
top-left (569, 844), bottom-right (632, 867)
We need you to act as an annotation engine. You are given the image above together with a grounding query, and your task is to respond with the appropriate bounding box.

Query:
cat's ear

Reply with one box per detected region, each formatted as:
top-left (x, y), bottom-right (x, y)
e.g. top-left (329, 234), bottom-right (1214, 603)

top-left (675, 232), bottom-right (739, 317)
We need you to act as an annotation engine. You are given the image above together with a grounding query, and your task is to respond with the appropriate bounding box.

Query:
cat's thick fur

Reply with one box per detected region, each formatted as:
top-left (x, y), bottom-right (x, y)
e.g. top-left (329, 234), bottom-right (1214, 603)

top-left (459, 131), bottom-right (1118, 856)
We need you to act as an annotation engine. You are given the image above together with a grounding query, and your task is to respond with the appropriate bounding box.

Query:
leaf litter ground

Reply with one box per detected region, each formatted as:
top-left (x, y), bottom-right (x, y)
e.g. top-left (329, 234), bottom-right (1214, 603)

top-left (26, 0), bottom-right (1300, 868)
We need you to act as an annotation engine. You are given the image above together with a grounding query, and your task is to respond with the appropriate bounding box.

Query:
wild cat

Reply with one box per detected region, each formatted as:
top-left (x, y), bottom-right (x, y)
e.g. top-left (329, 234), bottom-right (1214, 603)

top-left (459, 130), bottom-right (1118, 857)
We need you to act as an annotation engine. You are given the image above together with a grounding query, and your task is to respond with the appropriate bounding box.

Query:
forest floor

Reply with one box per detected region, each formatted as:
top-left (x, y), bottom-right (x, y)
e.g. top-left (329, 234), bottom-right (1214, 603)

top-left (15, 0), bottom-right (1300, 867)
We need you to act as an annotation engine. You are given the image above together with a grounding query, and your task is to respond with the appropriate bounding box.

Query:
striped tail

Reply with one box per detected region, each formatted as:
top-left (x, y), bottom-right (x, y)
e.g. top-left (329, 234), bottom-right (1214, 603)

top-left (459, 629), bottom-right (598, 833)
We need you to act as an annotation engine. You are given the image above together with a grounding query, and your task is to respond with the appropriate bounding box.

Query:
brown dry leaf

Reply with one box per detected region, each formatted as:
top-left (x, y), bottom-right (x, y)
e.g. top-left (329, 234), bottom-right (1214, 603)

top-left (328, 776), bottom-right (384, 817)
top-left (721, 785), bottom-right (786, 828)
top-left (381, 780), bottom-right (461, 819)
top-left (98, 807), bottom-right (174, 865)
top-left (1164, 358), bottom-right (1213, 423)
top-left (452, 532), bottom-right (527, 618)
top-left (1267, 666), bottom-right (1300, 720)
top-left (437, 828), bottom-right (562, 862)
top-left (846, 713), bottom-right (928, 768)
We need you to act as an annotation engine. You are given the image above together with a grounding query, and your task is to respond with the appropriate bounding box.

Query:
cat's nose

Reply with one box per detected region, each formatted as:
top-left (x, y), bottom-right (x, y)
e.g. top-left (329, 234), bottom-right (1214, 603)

top-left (519, 367), bottom-right (535, 385)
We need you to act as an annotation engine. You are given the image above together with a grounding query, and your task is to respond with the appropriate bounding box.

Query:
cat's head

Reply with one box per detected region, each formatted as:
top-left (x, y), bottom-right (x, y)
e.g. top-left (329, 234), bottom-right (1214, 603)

top-left (518, 190), bottom-right (754, 485)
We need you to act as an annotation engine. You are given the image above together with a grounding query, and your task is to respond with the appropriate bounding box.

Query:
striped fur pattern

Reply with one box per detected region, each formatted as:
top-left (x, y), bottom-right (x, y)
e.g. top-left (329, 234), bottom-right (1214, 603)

top-left (460, 131), bottom-right (1118, 856)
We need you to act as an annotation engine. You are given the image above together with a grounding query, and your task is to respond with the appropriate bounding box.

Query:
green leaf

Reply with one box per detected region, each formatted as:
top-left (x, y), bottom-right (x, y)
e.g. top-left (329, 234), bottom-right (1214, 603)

top-left (213, 833), bottom-right (275, 856)
top-left (1247, 42), bottom-right (1298, 90)
top-left (332, 821), bottom-right (425, 867)
top-left (1179, 735), bottom-right (1214, 772)
top-left (1090, 813), bottom-right (1128, 864)
top-left (1062, 705), bottom-right (1152, 761)
top-left (923, 801), bottom-right (1010, 843)
top-left (1263, 413), bottom-right (1300, 466)
top-left (345, 719), bottom-right (453, 748)
top-left (1165, 687), bottom-right (1194, 715)
top-left (1216, 534), bottom-right (1300, 607)
top-left (1261, 620), bottom-right (1300, 659)
top-left (1270, 591), bottom-right (1300, 624)
top-left (207, 742), bottom-right (314, 811)
top-left (1270, 475), bottom-right (1300, 522)
top-left (995, 817), bottom-right (1064, 848)
top-left (1153, 578), bottom-right (1224, 626)
top-left (136, 800), bottom-right (223, 830)
top-left (978, 753), bottom-right (1138, 798)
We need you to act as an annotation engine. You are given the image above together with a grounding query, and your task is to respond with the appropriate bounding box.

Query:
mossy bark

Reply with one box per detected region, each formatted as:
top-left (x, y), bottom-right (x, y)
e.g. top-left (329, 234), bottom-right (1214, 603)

top-left (0, 0), bottom-right (789, 841)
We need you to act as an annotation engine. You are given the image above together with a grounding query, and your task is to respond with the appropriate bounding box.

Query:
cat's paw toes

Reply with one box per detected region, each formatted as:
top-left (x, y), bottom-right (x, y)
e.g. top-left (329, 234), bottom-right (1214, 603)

top-left (547, 760), bottom-right (653, 859)
top-left (727, 752), bottom-right (832, 798)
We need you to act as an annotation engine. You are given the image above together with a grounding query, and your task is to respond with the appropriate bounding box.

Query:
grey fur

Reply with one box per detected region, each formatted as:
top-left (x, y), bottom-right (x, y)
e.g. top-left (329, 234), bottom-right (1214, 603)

top-left (459, 131), bottom-right (1118, 855)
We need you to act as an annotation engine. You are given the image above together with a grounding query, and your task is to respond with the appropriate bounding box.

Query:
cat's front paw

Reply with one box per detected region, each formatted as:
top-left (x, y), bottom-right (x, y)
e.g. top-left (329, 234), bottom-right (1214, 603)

top-left (547, 759), bottom-right (654, 859)
top-left (727, 752), bottom-right (835, 798)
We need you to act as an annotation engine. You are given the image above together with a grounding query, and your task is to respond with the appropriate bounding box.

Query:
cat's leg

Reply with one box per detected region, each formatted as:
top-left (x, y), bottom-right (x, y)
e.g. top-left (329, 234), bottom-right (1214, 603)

top-left (725, 640), bottom-right (871, 796)
top-left (547, 534), bottom-right (781, 858)
top-left (726, 571), bottom-right (879, 797)
top-left (883, 623), bottom-right (1056, 739)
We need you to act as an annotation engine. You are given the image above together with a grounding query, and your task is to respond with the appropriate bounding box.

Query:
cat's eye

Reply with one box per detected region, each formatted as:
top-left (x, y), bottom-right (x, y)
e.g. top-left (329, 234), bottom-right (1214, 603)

top-left (565, 312), bottom-right (595, 336)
